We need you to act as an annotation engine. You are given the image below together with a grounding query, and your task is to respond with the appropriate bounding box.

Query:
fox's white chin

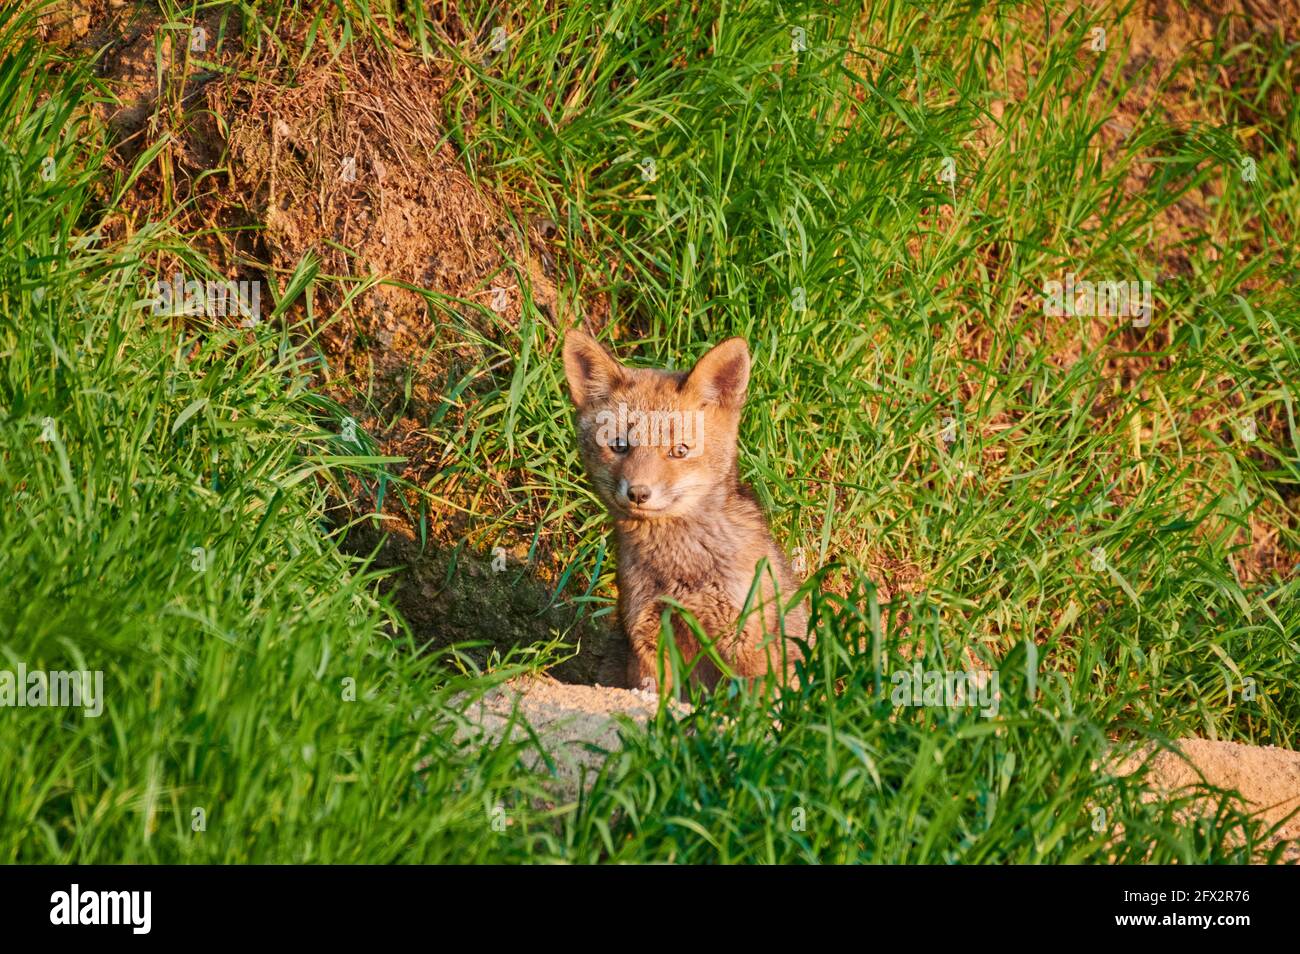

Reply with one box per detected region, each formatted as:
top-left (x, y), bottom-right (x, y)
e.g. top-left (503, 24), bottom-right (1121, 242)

top-left (611, 495), bottom-right (696, 520)
top-left (615, 500), bottom-right (670, 518)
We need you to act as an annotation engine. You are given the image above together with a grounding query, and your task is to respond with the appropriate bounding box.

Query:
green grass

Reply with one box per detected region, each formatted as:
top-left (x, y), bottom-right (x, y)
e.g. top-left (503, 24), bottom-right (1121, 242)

top-left (0, 0), bottom-right (1296, 862)
top-left (438, 0), bottom-right (1299, 739)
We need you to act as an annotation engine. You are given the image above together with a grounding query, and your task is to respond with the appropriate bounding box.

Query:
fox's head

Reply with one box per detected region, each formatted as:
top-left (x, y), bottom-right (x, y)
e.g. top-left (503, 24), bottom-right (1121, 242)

top-left (562, 329), bottom-right (750, 521)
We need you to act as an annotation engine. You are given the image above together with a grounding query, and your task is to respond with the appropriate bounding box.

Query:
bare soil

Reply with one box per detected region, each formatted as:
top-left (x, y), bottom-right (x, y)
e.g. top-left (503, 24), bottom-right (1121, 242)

top-left (1114, 737), bottom-right (1300, 862)
top-left (457, 676), bottom-right (686, 797)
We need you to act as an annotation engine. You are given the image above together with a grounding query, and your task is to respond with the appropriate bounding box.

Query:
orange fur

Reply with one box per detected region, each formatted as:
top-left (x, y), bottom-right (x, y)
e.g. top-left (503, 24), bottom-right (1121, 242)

top-left (562, 329), bottom-right (807, 692)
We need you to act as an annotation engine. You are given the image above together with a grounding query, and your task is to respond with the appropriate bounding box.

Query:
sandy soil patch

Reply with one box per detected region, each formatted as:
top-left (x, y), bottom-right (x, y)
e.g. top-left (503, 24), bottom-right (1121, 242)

top-left (457, 676), bottom-right (688, 797)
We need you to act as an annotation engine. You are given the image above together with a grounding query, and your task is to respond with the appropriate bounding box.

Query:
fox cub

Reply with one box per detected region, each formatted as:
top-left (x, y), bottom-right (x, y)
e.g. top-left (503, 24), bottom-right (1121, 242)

top-left (562, 329), bottom-right (807, 692)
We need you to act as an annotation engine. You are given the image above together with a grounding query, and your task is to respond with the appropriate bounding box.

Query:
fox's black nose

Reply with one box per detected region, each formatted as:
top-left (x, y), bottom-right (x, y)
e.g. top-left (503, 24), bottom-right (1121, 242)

top-left (627, 485), bottom-right (652, 505)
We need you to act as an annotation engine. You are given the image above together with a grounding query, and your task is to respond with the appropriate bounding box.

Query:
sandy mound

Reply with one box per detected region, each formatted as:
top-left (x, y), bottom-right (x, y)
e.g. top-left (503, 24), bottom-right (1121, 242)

top-left (457, 676), bottom-right (689, 796)
top-left (1115, 737), bottom-right (1300, 861)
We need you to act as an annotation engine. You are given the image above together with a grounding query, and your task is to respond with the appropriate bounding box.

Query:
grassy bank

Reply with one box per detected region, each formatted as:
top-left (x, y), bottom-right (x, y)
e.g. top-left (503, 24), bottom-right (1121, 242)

top-left (0, 0), bottom-right (1295, 862)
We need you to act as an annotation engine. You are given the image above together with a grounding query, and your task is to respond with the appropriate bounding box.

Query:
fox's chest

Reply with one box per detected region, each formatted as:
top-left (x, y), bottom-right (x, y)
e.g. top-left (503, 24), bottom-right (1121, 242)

top-left (619, 565), bottom-right (730, 605)
top-left (616, 537), bottom-right (757, 618)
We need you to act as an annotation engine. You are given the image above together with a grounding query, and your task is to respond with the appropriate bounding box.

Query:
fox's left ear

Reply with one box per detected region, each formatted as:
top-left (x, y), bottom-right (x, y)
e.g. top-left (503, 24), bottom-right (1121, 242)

top-left (686, 337), bottom-right (750, 408)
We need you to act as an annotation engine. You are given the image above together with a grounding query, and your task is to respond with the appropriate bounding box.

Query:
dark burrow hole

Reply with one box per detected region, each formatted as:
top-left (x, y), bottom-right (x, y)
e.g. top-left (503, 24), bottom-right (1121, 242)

top-left (341, 522), bottom-right (629, 688)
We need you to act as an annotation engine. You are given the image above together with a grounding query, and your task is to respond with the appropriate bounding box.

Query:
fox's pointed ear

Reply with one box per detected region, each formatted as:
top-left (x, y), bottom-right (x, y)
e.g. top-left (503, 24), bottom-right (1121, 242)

top-left (685, 337), bottom-right (750, 408)
top-left (562, 329), bottom-right (626, 408)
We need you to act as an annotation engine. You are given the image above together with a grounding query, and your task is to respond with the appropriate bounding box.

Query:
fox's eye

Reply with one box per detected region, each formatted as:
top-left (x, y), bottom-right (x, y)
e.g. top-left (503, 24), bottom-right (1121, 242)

top-left (668, 443), bottom-right (690, 459)
top-left (608, 437), bottom-right (630, 454)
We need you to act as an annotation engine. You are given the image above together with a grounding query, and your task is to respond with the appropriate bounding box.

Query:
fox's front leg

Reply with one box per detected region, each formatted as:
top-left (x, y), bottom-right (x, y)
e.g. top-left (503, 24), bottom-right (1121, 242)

top-left (724, 608), bottom-right (786, 680)
top-left (626, 600), bottom-right (711, 695)
top-left (625, 604), bottom-right (667, 693)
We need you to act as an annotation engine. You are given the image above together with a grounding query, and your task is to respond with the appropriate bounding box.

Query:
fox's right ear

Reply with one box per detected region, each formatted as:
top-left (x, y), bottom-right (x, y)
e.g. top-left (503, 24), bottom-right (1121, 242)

top-left (562, 329), bottom-right (626, 408)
